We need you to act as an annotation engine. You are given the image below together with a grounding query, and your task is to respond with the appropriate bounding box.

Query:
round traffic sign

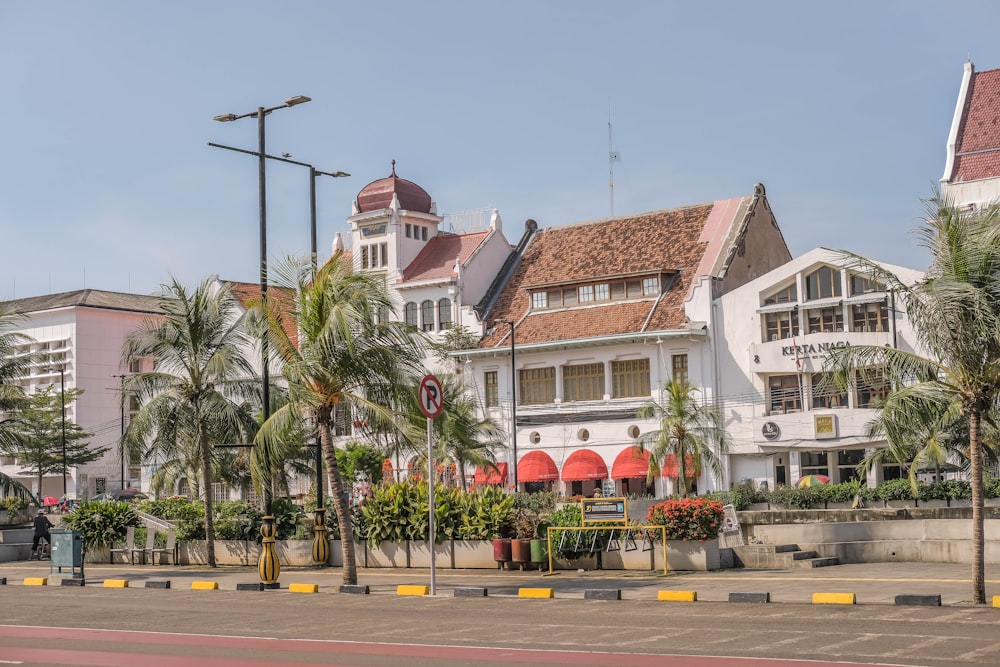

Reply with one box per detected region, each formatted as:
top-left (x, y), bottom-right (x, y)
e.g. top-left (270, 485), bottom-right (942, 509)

top-left (418, 374), bottom-right (443, 419)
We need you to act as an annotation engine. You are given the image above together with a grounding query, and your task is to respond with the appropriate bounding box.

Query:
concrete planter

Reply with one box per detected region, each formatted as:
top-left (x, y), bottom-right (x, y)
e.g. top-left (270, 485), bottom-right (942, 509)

top-left (452, 540), bottom-right (496, 568)
top-left (85, 546), bottom-right (110, 564)
top-left (825, 502), bottom-right (853, 510)
top-left (552, 554), bottom-right (598, 570)
top-left (948, 500), bottom-right (972, 508)
top-left (366, 540), bottom-right (407, 568)
top-left (916, 499), bottom-right (949, 509)
top-left (653, 539), bottom-right (721, 571)
top-left (886, 500), bottom-right (917, 508)
top-left (599, 547), bottom-right (654, 570)
top-left (747, 503), bottom-right (770, 511)
top-left (0, 508), bottom-right (32, 527)
top-left (408, 540), bottom-right (452, 568)
top-left (275, 540), bottom-right (315, 566)
top-left (985, 498), bottom-right (1000, 507)
top-left (179, 539), bottom-right (255, 565)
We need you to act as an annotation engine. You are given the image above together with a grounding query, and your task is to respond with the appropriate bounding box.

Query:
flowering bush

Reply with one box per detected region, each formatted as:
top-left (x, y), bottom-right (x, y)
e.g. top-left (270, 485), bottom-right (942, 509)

top-left (646, 497), bottom-right (723, 541)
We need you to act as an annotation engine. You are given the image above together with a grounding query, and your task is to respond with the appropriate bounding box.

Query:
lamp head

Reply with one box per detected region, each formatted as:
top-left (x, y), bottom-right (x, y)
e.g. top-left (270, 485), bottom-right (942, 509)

top-left (213, 113), bottom-right (237, 122)
top-left (284, 95), bottom-right (311, 107)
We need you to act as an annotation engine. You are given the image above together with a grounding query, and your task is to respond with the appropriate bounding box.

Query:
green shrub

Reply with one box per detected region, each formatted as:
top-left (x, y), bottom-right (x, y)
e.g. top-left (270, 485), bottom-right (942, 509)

top-left (874, 478), bottom-right (915, 501)
top-left (917, 480), bottom-right (971, 501)
top-left (61, 501), bottom-right (140, 552)
top-left (139, 497), bottom-right (204, 523)
top-left (647, 497), bottom-right (724, 541)
top-left (512, 491), bottom-right (557, 514)
top-left (766, 485), bottom-right (822, 509)
top-left (984, 475), bottom-right (1000, 499)
top-left (0, 496), bottom-right (30, 513)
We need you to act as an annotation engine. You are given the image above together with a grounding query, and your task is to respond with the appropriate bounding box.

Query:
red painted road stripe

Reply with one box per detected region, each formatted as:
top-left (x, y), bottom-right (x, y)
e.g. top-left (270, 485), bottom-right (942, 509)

top-left (0, 647), bottom-right (353, 667)
top-left (0, 625), bottom-right (897, 667)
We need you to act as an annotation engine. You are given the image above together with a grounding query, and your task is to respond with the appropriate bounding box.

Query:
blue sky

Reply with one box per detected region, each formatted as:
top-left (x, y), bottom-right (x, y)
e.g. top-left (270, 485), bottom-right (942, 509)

top-left (2, 1), bottom-right (999, 300)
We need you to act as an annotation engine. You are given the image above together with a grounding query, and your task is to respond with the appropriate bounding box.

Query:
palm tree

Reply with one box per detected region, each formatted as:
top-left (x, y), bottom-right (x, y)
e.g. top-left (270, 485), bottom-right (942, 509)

top-left (122, 278), bottom-right (259, 567)
top-left (0, 304), bottom-right (32, 452)
top-left (253, 254), bottom-right (425, 585)
top-left (827, 195), bottom-right (1000, 604)
top-left (636, 379), bottom-right (730, 495)
top-left (405, 375), bottom-right (506, 491)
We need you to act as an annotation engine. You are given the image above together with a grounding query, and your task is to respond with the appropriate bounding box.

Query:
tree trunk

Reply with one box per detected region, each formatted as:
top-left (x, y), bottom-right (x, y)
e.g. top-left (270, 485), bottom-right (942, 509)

top-left (320, 418), bottom-right (356, 585)
top-left (198, 418), bottom-right (217, 568)
top-left (969, 409), bottom-right (985, 604)
top-left (459, 461), bottom-right (467, 492)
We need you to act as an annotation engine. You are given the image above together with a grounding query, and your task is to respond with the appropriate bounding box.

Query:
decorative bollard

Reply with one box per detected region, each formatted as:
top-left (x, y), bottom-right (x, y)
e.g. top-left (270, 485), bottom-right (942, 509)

top-left (312, 508), bottom-right (329, 566)
top-left (258, 514), bottom-right (280, 589)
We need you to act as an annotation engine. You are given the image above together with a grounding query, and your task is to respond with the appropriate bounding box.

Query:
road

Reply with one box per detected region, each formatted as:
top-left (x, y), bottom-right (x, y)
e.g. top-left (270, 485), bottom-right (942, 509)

top-left (1, 583), bottom-right (999, 666)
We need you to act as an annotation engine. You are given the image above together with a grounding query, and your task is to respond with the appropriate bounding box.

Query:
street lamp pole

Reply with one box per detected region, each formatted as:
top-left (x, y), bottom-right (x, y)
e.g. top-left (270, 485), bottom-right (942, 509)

top-left (214, 95), bottom-right (311, 588)
top-left (114, 374), bottom-right (128, 492)
top-left (59, 367), bottom-right (67, 497)
top-left (497, 320), bottom-right (518, 490)
top-left (206, 141), bottom-right (348, 566)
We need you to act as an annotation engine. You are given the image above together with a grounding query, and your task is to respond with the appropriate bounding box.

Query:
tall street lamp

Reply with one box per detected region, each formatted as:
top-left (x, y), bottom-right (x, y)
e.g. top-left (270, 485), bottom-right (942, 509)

top-left (213, 95), bottom-right (310, 588)
top-left (496, 320), bottom-right (518, 490)
top-left (114, 374), bottom-right (130, 493)
top-left (57, 366), bottom-right (67, 497)
top-left (207, 142), bottom-right (349, 565)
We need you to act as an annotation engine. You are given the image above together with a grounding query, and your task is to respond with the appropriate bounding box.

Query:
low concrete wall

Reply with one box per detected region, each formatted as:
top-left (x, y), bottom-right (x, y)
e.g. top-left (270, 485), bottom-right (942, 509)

top-left (743, 512), bottom-right (1000, 564)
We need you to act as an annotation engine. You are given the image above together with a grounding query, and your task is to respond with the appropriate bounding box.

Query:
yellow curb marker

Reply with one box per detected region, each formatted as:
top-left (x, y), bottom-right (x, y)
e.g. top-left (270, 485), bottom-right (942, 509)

top-left (103, 579), bottom-right (129, 588)
top-left (191, 581), bottom-right (219, 590)
top-left (993, 596), bottom-right (1000, 608)
top-left (289, 583), bottom-right (319, 594)
top-left (23, 577), bottom-right (47, 587)
top-left (812, 592), bottom-right (856, 605)
top-left (657, 590), bottom-right (697, 602)
top-left (518, 587), bottom-right (554, 599)
top-left (396, 585), bottom-right (429, 596)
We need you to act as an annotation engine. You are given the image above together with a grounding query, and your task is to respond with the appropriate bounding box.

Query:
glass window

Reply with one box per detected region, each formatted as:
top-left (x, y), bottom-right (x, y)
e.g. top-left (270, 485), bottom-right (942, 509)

top-left (672, 354), bottom-right (688, 385)
top-left (763, 284), bottom-right (797, 305)
top-left (595, 283), bottom-right (610, 301)
top-left (380, 243), bottom-right (388, 268)
top-left (642, 277), bottom-right (659, 296)
top-left (612, 358), bottom-right (650, 398)
top-left (764, 311), bottom-right (799, 341)
top-left (805, 266), bottom-right (842, 301)
top-left (856, 368), bottom-right (889, 408)
top-left (563, 362), bottom-right (605, 402)
top-left (852, 302), bottom-right (889, 333)
top-left (518, 367), bottom-right (556, 405)
top-left (437, 298), bottom-right (452, 329)
top-left (421, 226), bottom-right (428, 241)
top-left (404, 302), bottom-right (418, 327)
top-left (811, 373), bottom-right (847, 409)
top-left (611, 281), bottom-right (626, 299)
top-left (405, 223), bottom-right (412, 238)
top-left (361, 246), bottom-right (370, 269)
top-left (800, 451), bottom-right (829, 477)
top-left (547, 289), bottom-right (562, 307)
top-left (562, 288), bottom-right (578, 305)
top-left (626, 279), bottom-right (642, 297)
top-left (850, 275), bottom-right (884, 296)
top-left (421, 300), bottom-right (435, 332)
top-left (769, 374), bottom-right (801, 414)
top-left (532, 292), bottom-right (548, 309)
top-left (805, 306), bottom-right (844, 333)
top-left (484, 371), bottom-right (498, 408)
top-left (578, 285), bottom-right (595, 302)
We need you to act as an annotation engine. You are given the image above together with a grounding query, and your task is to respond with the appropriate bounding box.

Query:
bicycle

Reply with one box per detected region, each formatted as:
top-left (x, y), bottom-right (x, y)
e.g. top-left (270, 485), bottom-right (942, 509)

top-left (30, 536), bottom-right (50, 561)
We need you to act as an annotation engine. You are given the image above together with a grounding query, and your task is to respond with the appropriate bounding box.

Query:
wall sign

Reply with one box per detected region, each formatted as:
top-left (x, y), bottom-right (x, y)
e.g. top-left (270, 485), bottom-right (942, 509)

top-left (814, 414), bottom-right (837, 440)
top-left (762, 422), bottom-right (781, 441)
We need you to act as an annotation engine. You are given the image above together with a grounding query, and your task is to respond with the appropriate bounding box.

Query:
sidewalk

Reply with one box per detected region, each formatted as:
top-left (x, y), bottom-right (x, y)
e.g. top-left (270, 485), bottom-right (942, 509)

top-left (1, 558), bottom-right (996, 605)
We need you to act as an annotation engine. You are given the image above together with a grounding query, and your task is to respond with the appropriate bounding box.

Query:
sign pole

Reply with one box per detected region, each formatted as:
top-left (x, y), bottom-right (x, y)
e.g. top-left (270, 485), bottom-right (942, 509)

top-left (427, 415), bottom-right (436, 596)
top-left (418, 373), bottom-right (443, 597)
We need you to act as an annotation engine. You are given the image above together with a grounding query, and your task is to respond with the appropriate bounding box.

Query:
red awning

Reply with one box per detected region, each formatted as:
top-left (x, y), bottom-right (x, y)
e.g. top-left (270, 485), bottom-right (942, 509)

top-left (474, 463), bottom-right (509, 486)
top-left (611, 447), bottom-right (651, 479)
top-left (561, 449), bottom-right (609, 481)
top-left (517, 451), bottom-right (559, 482)
top-left (662, 454), bottom-right (699, 479)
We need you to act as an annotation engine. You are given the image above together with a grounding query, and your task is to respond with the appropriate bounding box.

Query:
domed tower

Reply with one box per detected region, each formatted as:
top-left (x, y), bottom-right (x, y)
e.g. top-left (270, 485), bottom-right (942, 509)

top-left (347, 160), bottom-right (442, 280)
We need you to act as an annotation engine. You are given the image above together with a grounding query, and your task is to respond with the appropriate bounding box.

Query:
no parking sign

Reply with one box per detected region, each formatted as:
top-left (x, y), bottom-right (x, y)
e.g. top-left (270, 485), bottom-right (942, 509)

top-left (418, 374), bottom-right (443, 419)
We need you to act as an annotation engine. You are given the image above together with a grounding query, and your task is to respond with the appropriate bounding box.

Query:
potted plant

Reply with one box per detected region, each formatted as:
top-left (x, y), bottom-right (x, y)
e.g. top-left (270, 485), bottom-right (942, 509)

top-left (510, 508), bottom-right (537, 569)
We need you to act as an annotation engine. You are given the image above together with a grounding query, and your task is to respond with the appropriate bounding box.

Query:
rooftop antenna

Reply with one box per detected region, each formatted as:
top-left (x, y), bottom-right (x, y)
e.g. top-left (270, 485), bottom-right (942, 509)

top-left (608, 100), bottom-right (620, 217)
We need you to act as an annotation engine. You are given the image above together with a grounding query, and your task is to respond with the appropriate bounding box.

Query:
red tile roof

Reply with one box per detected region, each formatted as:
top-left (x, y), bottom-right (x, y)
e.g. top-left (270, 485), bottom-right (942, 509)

top-left (479, 202), bottom-right (727, 348)
top-left (402, 231), bottom-right (491, 282)
top-left (952, 67), bottom-right (1000, 182)
top-left (226, 281), bottom-right (298, 349)
top-left (356, 163), bottom-right (432, 214)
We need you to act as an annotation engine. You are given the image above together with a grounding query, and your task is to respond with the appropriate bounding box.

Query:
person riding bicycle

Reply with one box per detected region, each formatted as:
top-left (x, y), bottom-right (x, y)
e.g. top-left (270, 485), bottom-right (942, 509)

top-left (32, 509), bottom-right (53, 553)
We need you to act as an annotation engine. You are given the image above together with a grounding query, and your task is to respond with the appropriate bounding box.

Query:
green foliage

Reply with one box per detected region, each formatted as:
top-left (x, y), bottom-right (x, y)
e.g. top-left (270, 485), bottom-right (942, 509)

top-left (874, 478), bottom-right (915, 502)
top-left (0, 495), bottom-right (30, 513)
top-left (984, 474), bottom-right (1000, 499)
top-left (268, 497), bottom-right (304, 541)
top-left (212, 501), bottom-right (263, 541)
top-left (813, 480), bottom-right (873, 504)
top-left (917, 480), bottom-right (972, 501)
top-left (61, 500), bottom-right (140, 551)
top-left (140, 497), bottom-right (204, 522)
top-left (456, 485), bottom-right (515, 540)
top-left (511, 508), bottom-right (540, 539)
top-left (335, 441), bottom-right (385, 485)
top-left (512, 491), bottom-right (557, 514)
top-left (647, 497), bottom-right (724, 541)
top-left (766, 485), bottom-right (822, 510)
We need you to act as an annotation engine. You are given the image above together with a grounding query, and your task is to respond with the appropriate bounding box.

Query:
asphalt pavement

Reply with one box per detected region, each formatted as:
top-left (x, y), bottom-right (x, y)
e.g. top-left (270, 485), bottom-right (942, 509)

top-left (1, 558), bottom-right (997, 606)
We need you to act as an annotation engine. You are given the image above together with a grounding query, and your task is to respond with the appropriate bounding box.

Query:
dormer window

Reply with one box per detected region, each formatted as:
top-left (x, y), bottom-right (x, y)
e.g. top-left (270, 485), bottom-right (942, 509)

top-left (527, 273), bottom-right (670, 310)
top-left (805, 266), bottom-right (842, 301)
top-left (763, 284), bottom-right (797, 305)
top-left (578, 285), bottom-right (594, 302)
top-left (850, 274), bottom-right (884, 296)
top-left (642, 277), bottom-right (659, 296)
top-left (532, 292), bottom-right (548, 309)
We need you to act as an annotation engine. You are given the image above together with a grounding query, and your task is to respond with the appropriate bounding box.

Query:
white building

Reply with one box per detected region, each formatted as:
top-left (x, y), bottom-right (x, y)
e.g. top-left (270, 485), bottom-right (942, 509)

top-left (941, 62), bottom-right (1000, 207)
top-left (714, 248), bottom-right (924, 489)
top-left (0, 290), bottom-right (162, 500)
top-left (460, 184), bottom-right (792, 497)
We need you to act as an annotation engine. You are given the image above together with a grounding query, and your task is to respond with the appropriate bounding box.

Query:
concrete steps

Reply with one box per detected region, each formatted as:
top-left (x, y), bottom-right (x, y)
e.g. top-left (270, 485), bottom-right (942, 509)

top-left (732, 543), bottom-right (841, 569)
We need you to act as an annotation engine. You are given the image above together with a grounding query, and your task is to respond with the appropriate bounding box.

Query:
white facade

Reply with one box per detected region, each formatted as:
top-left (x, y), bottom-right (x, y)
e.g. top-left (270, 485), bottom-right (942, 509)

top-left (0, 291), bottom-right (161, 499)
top-left (713, 248), bottom-right (924, 489)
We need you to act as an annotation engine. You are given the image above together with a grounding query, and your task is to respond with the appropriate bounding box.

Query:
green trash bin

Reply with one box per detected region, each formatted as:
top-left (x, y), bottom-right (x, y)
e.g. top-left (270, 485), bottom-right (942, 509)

top-left (50, 529), bottom-right (84, 579)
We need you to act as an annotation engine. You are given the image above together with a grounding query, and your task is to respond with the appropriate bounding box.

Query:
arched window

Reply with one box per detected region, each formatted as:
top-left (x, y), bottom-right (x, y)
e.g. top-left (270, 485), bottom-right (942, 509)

top-left (438, 298), bottom-right (452, 329)
top-left (404, 302), bottom-right (418, 327)
top-left (421, 300), bottom-right (435, 331)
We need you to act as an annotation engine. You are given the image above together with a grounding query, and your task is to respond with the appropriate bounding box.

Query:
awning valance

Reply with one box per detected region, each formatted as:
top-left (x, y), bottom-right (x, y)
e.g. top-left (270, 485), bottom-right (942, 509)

top-left (474, 462), bottom-right (508, 486)
top-left (561, 449), bottom-right (609, 481)
top-left (611, 446), bottom-right (650, 479)
top-left (517, 451), bottom-right (559, 482)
